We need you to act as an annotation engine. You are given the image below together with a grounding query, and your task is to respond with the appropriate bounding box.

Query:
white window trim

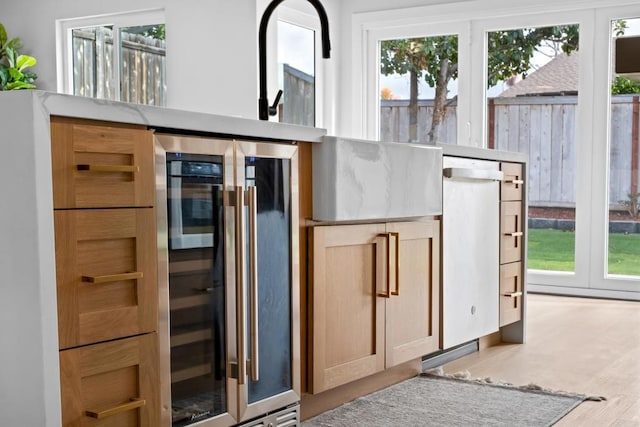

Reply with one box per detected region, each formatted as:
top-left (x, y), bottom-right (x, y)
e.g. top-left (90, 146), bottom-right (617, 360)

top-left (56, 8), bottom-right (165, 100)
top-left (353, 0), bottom-right (640, 299)
top-left (275, 6), bottom-right (325, 128)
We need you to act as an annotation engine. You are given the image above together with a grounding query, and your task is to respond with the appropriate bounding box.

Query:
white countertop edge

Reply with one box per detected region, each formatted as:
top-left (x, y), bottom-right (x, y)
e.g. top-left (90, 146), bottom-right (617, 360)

top-left (24, 91), bottom-right (328, 142)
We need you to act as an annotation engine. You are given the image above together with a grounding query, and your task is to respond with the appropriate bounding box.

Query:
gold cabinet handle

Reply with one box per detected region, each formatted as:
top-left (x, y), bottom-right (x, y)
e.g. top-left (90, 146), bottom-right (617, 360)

top-left (376, 232), bottom-right (400, 297)
top-left (81, 271), bottom-right (143, 284)
top-left (246, 185), bottom-right (259, 382)
top-left (505, 179), bottom-right (524, 185)
top-left (503, 291), bottom-right (523, 298)
top-left (77, 164), bottom-right (139, 173)
top-left (85, 398), bottom-right (145, 419)
top-left (376, 233), bottom-right (391, 299)
top-left (389, 232), bottom-right (400, 296)
top-left (505, 231), bottom-right (523, 237)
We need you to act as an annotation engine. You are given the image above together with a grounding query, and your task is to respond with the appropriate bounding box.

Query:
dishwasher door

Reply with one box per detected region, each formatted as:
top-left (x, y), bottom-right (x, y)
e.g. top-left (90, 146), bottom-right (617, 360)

top-left (442, 157), bottom-right (503, 349)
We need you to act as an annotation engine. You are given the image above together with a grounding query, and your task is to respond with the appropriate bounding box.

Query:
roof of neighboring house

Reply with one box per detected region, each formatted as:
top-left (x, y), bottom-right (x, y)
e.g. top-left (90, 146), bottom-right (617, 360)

top-left (498, 51), bottom-right (579, 97)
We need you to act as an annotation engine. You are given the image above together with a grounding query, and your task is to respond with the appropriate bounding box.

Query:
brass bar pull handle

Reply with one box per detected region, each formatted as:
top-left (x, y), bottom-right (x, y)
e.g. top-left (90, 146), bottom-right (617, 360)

top-left (82, 271), bottom-right (143, 284)
top-left (247, 186), bottom-right (259, 382)
top-left (235, 186), bottom-right (247, 385)
top-left (77, 164), bottom-right (139, 173)
top-left (376, 234), bottom-right (391, 298)
top-left (505, 231), bottom-right (523, 237)
top-left (389, 232), bottom-right (400, 296)
top-left (85, 398), bottom-right (145, 419)
top-left (503, 291), bottom-right (523, 298)
top-left (506, 179), bottom-right (524, 185)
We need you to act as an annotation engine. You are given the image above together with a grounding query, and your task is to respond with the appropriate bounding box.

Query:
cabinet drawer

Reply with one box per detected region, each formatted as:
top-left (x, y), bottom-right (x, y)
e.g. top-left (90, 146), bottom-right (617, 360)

top-left (51, 118), bottom-right (154, 209)
top-left (500, 262), bottom-right (523, 327)
top-left (500, 162), bottom-right (524, 201)
top-left (500, 201), bottom-right (523, 264)
top-left (59, 334), bottom-right (159, 427)
top-left (55, 209), bottom-right (157, 349)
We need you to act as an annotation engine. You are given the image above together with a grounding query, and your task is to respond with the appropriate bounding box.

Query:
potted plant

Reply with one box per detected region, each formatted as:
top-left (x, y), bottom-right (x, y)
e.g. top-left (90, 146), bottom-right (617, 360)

top-left (0, 23), bottom-right (38, 90)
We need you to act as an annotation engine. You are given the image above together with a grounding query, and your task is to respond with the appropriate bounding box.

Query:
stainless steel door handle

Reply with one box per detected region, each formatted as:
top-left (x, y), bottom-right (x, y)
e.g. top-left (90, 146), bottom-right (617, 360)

top-left (235, 186), bottom-right (247, 385)
top-left (246, 185), bottom-right (259, 382)
top-left (443, 167), bottom-right (504, 181)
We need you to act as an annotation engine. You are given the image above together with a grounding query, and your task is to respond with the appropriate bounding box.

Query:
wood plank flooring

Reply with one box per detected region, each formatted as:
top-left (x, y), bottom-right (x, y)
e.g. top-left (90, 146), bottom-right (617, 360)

top-left (443, 293), bottom-right (640, 426)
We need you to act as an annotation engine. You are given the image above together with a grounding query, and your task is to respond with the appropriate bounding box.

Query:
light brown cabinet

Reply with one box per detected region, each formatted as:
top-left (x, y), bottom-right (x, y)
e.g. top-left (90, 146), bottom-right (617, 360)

top-left (54, 208), bottom-right (157, 349)
top-left (51, 117), bottom-right (159, 426)
top-left (309, 220), bottom-right (439, 394)
top-left (51, 117), bottom-right (154, 209)
top-left (499, 162), bottom-right (525, 327)
top-left (59, 334), bottom-right (160, 426)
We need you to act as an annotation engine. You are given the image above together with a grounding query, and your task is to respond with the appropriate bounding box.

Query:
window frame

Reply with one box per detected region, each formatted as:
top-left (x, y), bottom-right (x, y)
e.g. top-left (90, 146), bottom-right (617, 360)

top-left (275, 6), bottom-right (325, 128)
top-left (56, 8), bottom-right (165, 103)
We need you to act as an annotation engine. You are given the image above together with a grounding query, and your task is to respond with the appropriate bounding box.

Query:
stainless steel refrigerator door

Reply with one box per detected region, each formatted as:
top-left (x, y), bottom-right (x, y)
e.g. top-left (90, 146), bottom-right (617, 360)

top-left (235, 141), bottom-right (300, 423)
top-left (156, 135), bottom-right (238, 427)
top-left (442, 157), bottom-right (502, 349)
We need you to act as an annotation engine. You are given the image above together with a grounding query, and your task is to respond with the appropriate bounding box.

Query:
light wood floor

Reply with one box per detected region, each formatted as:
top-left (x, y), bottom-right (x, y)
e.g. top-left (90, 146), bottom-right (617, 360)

top-left (443, 293), bottom-right (640, 426)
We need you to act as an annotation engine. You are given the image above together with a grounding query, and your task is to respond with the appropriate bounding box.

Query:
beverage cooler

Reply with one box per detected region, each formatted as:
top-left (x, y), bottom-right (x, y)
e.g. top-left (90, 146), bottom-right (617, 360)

top-left (155, 134), bottom-right (300, 427)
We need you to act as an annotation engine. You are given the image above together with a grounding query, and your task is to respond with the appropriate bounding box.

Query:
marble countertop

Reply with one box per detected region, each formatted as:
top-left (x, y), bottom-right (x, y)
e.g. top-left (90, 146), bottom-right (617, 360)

top-left (24, 90), bottom-right (327, 143)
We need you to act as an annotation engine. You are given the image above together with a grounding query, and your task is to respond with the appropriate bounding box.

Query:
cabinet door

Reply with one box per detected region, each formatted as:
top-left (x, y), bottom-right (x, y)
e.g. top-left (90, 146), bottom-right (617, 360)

top-left (500, 262), bottom-right (523, 327)
top-left (310, 223), bottom-right (386, 394)
top-left (500, 162), bottom-right (524, 201)
top-left (385, 221), bottom-right (440, 368)
top-left (55, 209), bottom-right (157, 349)
top-left (500, 201), bottom-right (524, 264)
top-left (51, 118), bottom-right (154, 209)
top-left (59, 334), bottom-right (159, 427)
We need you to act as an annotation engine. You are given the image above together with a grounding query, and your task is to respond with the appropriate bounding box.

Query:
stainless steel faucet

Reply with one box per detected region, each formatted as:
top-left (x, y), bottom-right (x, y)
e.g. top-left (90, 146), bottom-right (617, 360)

top-left (258, 0), bottom-right (331, 121)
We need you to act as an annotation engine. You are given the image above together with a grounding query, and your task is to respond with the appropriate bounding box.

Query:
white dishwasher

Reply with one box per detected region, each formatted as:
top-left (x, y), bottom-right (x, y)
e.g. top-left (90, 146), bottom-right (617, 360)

top-left (442, 156), bottom-right (503, 349)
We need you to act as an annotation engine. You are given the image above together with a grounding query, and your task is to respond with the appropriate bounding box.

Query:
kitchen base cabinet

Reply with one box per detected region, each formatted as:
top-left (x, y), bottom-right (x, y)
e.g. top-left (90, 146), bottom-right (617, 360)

top-left (499, 162), bottom-right (525, 330)
top-left (59, 334), bottom-right (160, 427)
top-left (309, 220), bottom-right (440, 394)
top-left (51, 117), bottom-right (160, 426)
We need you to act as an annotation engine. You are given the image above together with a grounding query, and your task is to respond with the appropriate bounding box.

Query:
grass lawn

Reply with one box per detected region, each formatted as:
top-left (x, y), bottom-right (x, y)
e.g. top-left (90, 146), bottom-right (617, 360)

top-left (527, 228), bottom-right (640, 276)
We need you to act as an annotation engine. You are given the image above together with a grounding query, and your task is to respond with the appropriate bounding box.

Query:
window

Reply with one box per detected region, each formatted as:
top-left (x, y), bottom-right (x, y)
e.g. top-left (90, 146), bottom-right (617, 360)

top-left (57, 9), bottom-right (166, 106)
top-left (274, 6), bottom-right (324, 128)
top-left (277, 20), bottom-right (316, 126)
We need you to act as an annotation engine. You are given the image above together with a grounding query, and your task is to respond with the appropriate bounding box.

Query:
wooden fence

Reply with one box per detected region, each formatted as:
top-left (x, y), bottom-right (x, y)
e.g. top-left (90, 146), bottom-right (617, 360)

top-left (72, 27), bottom-right (166, 106)
top-left (381, 96), bottom-right (640, 207)
top-left (279, 64), bottom-right (315, 127)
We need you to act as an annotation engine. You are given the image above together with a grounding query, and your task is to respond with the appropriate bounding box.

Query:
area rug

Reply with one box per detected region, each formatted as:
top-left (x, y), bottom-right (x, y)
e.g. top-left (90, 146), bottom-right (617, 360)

top-left (302, 369), bottom-right (604, 427)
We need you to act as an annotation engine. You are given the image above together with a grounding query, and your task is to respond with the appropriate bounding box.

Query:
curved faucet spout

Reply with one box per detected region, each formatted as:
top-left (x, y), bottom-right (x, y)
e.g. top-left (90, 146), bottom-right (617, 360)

top-left (258, 0), bottom-right (331, 121)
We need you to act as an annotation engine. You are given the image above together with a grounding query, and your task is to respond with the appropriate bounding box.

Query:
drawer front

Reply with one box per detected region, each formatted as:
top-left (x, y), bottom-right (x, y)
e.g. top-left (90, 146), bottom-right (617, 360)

top-left (500, 162), bottom-right (524, 201)
top-left (51, 118), bottom-right (154, 209)
top-left (499, 262), bottom-right (523, 327)
top-left (55, 209), bottom-right (157, 349)
top-left (59, 334), bottom-right (159, 427)
top-left (500, 201), bottom-right (523, 264)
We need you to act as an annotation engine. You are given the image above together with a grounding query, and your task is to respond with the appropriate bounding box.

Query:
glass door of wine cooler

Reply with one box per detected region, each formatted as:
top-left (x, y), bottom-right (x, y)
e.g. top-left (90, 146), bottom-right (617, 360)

top-left (157, 136), bottom-right (237, 427)
top-left (236, 141), bottom-right (300, 422)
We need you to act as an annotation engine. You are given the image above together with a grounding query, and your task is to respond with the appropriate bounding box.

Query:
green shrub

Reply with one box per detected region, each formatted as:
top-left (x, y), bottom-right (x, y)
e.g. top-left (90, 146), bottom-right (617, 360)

top-left (0, 23), bottom-right (38, 90)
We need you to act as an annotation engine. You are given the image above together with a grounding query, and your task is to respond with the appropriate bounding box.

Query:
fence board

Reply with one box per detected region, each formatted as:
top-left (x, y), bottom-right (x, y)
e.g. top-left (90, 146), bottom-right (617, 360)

top-left (528, 105), bottom-right (542, 202)
top-left (562, 104), bottom-right (576, 203)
